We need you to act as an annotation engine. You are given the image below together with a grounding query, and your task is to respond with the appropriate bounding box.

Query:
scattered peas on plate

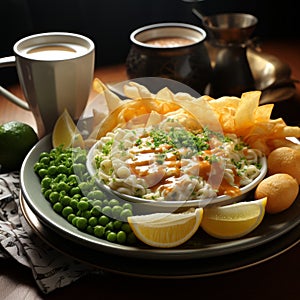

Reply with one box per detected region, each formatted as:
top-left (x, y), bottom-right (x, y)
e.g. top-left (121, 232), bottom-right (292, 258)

top-left (33, 145), bottom-right (137, 246)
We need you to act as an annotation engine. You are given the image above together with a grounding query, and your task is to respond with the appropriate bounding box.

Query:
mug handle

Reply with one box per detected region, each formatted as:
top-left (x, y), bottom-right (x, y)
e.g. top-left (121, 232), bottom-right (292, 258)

top-left (0, 56), bottom-right (30, 110)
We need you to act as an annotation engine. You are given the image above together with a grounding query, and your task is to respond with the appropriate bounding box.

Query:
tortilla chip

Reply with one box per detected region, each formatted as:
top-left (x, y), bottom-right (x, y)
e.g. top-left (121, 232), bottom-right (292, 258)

top-left (93, 78), bottom-right (123, 113)
top-left (91, 78), bottom-right (300, 156)
top-left (123, 82), bottom-right (153, 99)
top-left (235, 91), bottom-right (261, 131)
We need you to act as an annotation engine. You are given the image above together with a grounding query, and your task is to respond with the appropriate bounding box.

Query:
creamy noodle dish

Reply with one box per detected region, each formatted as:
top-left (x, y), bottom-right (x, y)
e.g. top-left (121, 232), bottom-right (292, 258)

top-left (91, 117), bottom-right (263, 202)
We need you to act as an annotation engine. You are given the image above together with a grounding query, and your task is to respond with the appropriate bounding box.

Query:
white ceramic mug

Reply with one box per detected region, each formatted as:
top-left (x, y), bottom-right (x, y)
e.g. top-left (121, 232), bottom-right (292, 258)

top-left (0, 32), bottom-right (95, 137)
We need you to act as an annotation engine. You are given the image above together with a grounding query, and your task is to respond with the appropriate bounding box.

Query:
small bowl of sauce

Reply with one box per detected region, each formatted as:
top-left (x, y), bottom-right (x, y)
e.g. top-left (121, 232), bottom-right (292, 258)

top-left (125, 23), bottom-right (213, 94)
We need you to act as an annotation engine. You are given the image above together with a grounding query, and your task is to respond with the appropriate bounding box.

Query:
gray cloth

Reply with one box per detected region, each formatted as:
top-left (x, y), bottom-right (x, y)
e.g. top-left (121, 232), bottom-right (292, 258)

top-left (0, 172), bottom-right (100, 294)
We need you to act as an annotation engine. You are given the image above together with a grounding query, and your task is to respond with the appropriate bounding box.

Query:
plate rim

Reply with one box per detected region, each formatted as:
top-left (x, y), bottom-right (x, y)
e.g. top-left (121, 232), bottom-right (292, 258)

top-left (20, 192), bottom-right (300, 278)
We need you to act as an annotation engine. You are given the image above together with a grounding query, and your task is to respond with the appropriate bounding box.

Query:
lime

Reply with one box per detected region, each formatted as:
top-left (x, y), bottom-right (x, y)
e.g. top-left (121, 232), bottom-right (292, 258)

top-left (0, 121), bottom-right (39, 173)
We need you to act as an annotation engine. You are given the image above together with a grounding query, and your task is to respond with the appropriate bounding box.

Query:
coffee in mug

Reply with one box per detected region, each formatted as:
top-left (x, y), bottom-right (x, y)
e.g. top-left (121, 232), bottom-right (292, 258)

top-left (0, 32), bottom-right (95, 138)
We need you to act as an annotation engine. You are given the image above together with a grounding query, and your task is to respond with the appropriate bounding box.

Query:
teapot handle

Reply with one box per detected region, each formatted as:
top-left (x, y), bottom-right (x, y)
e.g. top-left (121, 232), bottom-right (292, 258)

top-left (0, 56), bottom-right (30, 110)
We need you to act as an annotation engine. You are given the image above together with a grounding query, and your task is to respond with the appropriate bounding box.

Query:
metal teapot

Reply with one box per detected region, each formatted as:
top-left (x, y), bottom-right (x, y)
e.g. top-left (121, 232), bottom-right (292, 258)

top-left (202, 13), bottom-right (258, 98)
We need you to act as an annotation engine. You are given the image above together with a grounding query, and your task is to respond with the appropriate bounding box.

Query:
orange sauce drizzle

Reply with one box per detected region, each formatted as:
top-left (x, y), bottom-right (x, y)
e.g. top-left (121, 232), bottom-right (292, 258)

top-left (127, 143), bottom-right (241, 198)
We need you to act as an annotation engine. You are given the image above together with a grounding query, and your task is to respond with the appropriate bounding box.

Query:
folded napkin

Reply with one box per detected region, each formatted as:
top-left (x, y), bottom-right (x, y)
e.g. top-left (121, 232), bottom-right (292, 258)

top-left (0, 172), bottom-right (102, 294)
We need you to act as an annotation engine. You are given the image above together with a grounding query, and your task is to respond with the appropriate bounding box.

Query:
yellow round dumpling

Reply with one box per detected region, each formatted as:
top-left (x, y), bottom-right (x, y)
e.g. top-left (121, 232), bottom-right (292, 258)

top-left (255, 173), bottom-right (299, 214)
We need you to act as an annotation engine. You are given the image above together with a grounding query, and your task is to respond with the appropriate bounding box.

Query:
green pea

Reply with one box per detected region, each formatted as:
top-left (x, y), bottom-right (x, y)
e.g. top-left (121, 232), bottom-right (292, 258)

top-left (86, 225), bottom-right (94, 234)
top-left (120, 208), bottom-right (133, 220)
top-left (102, 205), bottom-right (112, 217)
top-left (93, 200), bottom-right (103, 207)
top-left (47, 165), bottom-right (58, 176)
top-left (70, 199), bottom-right (79, 210)
top-left (78, 181), bottom-right (89, 194)
top-left (57, 164), bottom-right (68, 174)
top-left (53, 202), bottom-right (63, 213)
top-left (98, 215), bottom-right (110, 226)
top-left (38, 168), bottom-right (48, 178)
top-left (77, 200), bottom-right (89, 211)
top-left (102, 199), bottom-right (109, 206)
top-left (67, 174), bottom-right (79, 185)
top-left (76, 217), bottom-right (88, 230)
top-left (43, 189), bottom-right (52, 200)
top-left (105, 230), bottom-right (111, 238)
top-left (87, 190), bottom-right (105, 200)
top-left (81, 210), bottom-right (91, 219)
top-left (109, 199), bottom-right (120, 207)
top-left (49, 191), bottom-right (60, 204)
top-left (41, 177), bottom-right (52, 189)
top-left (57, 153), bottom-right (68, 162)
top-left (72, 216), bottom-right (79, 226)
top-left (106, 232), bottom-right (117, 242)
top-left (62, 206), bottom-right (73, 218)
top-left (88, 216), bottom-right (98, 227)
top-left (112, 205), bottom-right (123, 219)
top-left (69, 187), bottom-right (81, 196)
top-left (113, 220), bottom-right (123, 230)
top-left (73, 163), bottom-right (86, 175)
top-left (57, 193), bottom-right (65, 205)
top-left (117, 231), bottom-right (127, 244)
top-left (91, 205), bottom-right (101, 217)
top-left (67, 213), bottom-right (76, 223)
top-left (94, 225), bottom-right (105, 237)
top-left (72, 193), bottom-right (82, 200)
top-left (34, 162), bottom-right (44, 173)
top-left (39, 151), bottom-right (50, 160)
top-left (61, 195), bottom-right (72, 206)
top-left (121, 223), bottom-right (132, 233)
top-left (122, 203), bottom-right (133, 210)
top-left (41, 156), bottom-right (51, 165)
top-left (54, 173), bottom-right (67, 183)
top-left (56, 181), bottom-right (70, 192)
top-left (50, 147), bottom-right (60, 156)
top-left (105, 221), bottom-right (114, 232)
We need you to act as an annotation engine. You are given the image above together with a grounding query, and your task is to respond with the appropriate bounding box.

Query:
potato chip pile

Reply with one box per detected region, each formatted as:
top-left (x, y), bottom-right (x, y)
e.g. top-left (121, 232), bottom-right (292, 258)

top-left (90, 78), bottom-right (300, 156)
top-left (203, 91), bottom-right (300, 155)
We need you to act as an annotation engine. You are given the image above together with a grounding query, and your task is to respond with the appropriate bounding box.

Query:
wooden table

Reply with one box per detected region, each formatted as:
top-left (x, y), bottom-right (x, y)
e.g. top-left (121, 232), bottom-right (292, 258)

top-left (1, 39), bottom-right (300, 299)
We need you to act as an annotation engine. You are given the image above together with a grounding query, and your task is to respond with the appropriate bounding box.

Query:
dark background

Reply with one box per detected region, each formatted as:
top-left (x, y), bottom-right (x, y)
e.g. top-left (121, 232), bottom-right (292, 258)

top-left (0, 0), bottom-right (298, 86)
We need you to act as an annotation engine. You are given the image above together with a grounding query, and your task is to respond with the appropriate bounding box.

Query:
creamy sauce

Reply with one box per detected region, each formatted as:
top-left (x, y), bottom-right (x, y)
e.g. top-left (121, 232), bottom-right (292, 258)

top-left (145, 37), bottom-right (195, 48)
top-left (128, 146), bottom-right (241, 198)
top-left (94, 124), bottom-right (262, 201)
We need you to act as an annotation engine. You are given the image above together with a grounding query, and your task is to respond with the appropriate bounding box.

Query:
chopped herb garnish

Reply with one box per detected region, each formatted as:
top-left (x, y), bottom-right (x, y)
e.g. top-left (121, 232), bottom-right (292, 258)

top-left (102, 140), bottom-right (113, 155)
top-left (135, 138), bottom-right (142, 146)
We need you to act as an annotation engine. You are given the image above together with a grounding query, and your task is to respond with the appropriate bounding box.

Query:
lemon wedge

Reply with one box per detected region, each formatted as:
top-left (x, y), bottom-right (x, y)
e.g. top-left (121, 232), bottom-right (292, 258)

top-left (52, 109), bottom-right (84, 149)
top-left (127, 208), bottom-right (203, 248)
top-left (201, 197), bottom-right (267, 240)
